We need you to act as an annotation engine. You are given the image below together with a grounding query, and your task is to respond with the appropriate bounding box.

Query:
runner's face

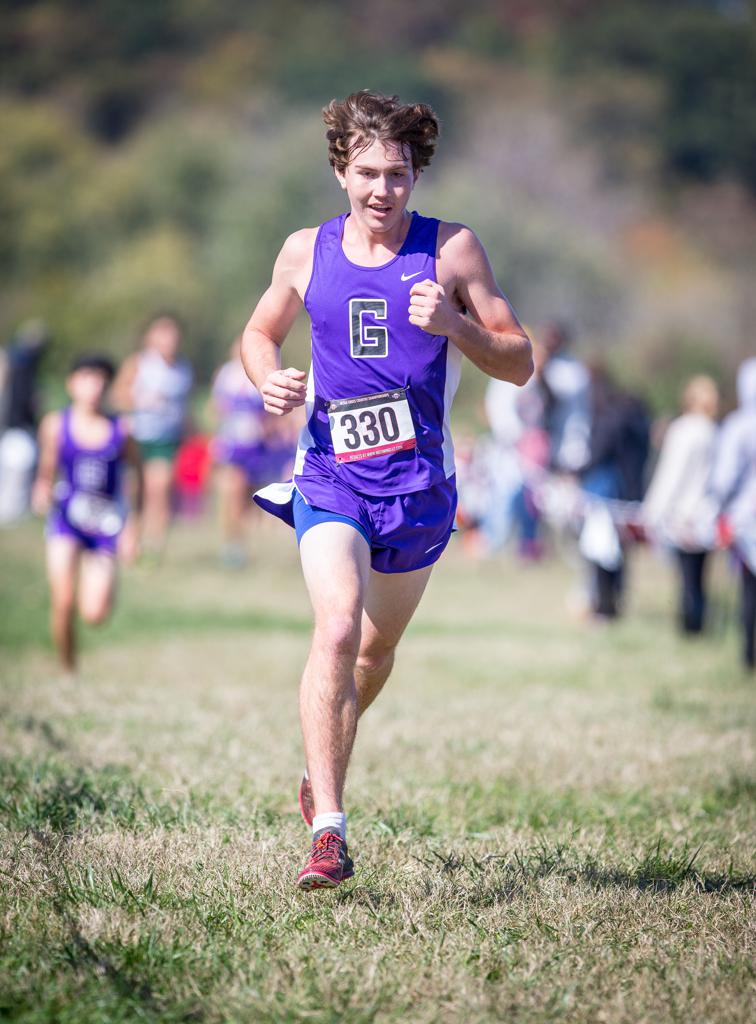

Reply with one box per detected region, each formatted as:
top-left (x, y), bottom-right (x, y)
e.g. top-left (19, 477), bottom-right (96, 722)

top-left (146, 318), bottom-right (182, 362)
top-left (67, 369), bottom-right (109, 410)
top-left (337, 138), bottom-right (418, 231)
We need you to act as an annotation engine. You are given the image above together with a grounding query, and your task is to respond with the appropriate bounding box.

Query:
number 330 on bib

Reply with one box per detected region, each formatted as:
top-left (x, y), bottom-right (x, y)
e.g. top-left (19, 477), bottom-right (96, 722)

top-left (328, 388), bottom-right (416, 464)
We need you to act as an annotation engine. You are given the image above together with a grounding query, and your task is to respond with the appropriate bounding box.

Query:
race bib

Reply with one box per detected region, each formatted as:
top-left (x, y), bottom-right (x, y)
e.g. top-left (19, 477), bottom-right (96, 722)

top-left (328, 388), bottom-right (416, 464)
top-left (67, 492), bottom-right (124, 537)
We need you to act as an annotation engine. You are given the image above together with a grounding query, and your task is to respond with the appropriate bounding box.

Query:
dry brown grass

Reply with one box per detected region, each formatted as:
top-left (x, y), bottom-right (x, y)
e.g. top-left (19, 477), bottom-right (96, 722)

top-left (0, 519), bottom-right (754, 1022)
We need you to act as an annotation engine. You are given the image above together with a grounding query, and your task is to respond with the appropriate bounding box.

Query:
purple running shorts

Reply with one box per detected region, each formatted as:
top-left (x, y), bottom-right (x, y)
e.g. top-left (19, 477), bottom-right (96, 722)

top-left (255, 474), bottom-right (457, 574)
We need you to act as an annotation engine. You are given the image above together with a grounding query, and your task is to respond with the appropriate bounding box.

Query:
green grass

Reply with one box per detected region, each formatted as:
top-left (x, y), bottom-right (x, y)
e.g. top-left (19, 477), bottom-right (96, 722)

top-left (0, 518), bottom-right (754, 1023)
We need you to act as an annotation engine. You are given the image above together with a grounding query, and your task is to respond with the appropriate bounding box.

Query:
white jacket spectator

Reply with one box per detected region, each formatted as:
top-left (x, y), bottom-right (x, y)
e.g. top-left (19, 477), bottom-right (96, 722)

top-left (643, 376), bottom-right (720, 552)
top-left (543, 353), bottom-right (591, 473)
top-left (710, 357), bottom-right (756, 573)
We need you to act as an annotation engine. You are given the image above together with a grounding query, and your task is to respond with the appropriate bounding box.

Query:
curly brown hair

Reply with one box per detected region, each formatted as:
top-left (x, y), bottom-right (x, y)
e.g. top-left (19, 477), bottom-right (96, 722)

top-left (323, 90), bottom-right (440, 174)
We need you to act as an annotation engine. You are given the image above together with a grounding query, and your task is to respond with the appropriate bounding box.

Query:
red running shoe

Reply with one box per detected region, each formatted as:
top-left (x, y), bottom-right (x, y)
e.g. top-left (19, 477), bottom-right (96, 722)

top-left (296, 830), bottom-right (354, 890)
top-left (298, 772), bottom-right (314, 827)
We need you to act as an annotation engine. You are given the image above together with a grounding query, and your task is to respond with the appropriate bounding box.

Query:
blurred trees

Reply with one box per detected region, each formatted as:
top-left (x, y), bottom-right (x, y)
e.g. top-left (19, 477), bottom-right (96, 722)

top-left (555, 1), bottom-right (756, 192)
top-left (5, 2), bottom-right (753, 189)
top-left (1, 0), bottom-right (753, 406)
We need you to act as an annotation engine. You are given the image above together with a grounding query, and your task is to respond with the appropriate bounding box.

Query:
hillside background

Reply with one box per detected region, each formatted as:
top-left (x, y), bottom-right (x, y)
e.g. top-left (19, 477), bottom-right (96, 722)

top-left (3, 0), bottom-right (755, 413)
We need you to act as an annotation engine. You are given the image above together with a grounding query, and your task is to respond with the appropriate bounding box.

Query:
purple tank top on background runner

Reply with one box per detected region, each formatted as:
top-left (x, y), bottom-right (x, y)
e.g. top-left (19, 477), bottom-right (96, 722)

top-left (212, 360), bottom-right (266, 464)
top-left (50, 408), bottom-right (126, 539)
top-left (295, 211), bottom-right (462, 498)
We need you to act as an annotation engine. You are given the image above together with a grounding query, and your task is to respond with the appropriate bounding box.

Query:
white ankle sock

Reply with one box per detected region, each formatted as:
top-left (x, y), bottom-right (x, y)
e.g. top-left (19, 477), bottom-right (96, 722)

top-left (313, 811), bottom-right (346, 840)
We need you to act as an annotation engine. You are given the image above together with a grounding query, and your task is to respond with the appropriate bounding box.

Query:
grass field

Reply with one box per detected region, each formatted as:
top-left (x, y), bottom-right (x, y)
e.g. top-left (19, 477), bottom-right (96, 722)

top-left (1, 515), bottom-right (754, 1023)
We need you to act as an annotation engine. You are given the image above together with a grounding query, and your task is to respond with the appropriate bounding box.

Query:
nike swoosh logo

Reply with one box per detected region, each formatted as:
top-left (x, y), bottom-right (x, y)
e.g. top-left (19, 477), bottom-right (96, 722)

top-left (401, 271), bottom-right (423, 282)
top-left (424, 540), bottom-right (445, 554)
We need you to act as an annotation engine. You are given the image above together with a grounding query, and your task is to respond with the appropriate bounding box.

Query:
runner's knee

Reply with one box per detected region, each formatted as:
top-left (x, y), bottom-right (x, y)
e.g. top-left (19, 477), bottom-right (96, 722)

top-left (356, 639), bottom-right (396, 677)
top-left (79, 599), bottom-right (110, 626)
top-left (313, 614), bottom-right (361, 661)
top-left (145, 463), bottom-right (172, 497)
top-left (50, 584), bottom-right (75, 613)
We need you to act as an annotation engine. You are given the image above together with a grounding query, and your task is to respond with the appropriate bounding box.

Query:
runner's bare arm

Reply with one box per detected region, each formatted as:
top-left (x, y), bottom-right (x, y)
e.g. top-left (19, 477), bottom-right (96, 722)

top-left (241, 229), bottom-right (316, 416)
top-left (123, 433), bottom-right (144, 514)
top-left (111, 353), bottom-right (140, 412)
top-left (32, 412), bottom-right (62, 515)
top-left (409, 224), bottom-right (533, 385)
top-left (118, 432), bottom-right (143, 564)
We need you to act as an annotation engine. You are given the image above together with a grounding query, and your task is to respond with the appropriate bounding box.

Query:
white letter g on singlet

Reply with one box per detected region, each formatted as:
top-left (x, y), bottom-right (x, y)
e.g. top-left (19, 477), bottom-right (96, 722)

top-left (350, 298), bottom-right (388, 358)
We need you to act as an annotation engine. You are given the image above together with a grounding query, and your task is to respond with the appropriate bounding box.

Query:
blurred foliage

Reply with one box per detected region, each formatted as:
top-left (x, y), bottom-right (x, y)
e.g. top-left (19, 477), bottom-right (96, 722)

top-left (555, 1), bottom-right (756, 191)
top-left (612, 332), bottom-right (730, 418)
top-left (0, 0), bottom-right (753, 408)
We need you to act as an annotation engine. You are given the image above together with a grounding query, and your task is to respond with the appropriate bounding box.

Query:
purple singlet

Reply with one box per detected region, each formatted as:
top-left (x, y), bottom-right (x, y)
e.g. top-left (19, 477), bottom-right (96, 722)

top-left (213, 360), bottom-right (296, 485)
top-left (295, 210), bottom-right (461, 499)
top-left (255, 211), bottom-right (462, 570)
top-left (47, 408), bottom-right (127, 553)
top-left (212, 360), bottom-right (266, 463)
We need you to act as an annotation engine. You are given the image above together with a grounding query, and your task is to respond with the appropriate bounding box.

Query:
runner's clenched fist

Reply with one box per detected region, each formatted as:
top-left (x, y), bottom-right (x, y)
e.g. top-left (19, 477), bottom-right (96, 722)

top-left (408, 279), bottom-right (457, 336)
top-left (261, 367), bottom-right (307, 416)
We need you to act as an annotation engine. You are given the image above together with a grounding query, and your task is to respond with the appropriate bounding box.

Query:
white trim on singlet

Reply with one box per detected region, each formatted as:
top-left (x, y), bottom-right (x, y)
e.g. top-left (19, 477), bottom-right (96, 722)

top-left (441, 340), bottom-right (463, 478)
top-left (293, 366), bottom-right (316, 476)
top-left (254, 479), bottom-right (295, 506)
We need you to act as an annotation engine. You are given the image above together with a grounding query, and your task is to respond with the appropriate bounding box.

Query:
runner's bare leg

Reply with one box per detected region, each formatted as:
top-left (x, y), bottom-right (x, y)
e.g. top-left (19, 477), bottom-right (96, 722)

top-left (298, 522), bottom-right (371, 816)
top-left (46, 536), bottom-right (79, 671)
top-left (142, 458), bottom-right (173, 551)
top-left (77, 550), bottom-right (116, 625)
top-left (217, 463), bottom-right (248, 547)
top-left (355, 564), bottom-right (433, 715)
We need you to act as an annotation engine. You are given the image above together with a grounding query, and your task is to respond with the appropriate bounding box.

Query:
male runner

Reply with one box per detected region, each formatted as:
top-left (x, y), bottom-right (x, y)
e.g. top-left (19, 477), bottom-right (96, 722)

top-left (241, 91), bottom-right (533, 889)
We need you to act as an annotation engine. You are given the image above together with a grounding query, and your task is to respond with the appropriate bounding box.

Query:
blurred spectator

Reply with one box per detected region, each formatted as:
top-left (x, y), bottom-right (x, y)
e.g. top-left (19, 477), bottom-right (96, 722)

top-left (643, 375), bottom-right (720, 634)
top-left (112, 314), bottom-right (192, 557)
top-left (580, 362), bottom-right (650, 619)
top-left (540, 321), bottom-right (591, 475)
top-left (174, 434), bottom-right (212, 519)
top-left (0, 319), bottom-right (48, 434)
top-left (453, 430), bottom-right (497, 557)
top-left (0, 320), bottom-right (49, 524)
top-left (710, 357), bottom-right (756, 671)
top-left (483, 341), bottom-right (550, 557)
